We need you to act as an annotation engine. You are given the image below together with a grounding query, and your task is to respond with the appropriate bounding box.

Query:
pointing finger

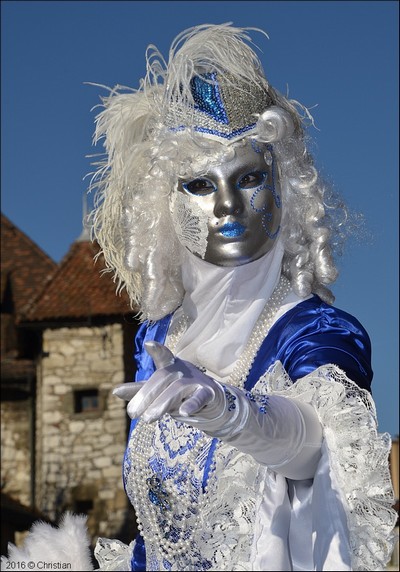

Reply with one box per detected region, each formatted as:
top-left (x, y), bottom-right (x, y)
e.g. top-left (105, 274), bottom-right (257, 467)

top-left (145, 341), bottom-right (175, 369)
top-left (112, 382), bottom-right (146, 400)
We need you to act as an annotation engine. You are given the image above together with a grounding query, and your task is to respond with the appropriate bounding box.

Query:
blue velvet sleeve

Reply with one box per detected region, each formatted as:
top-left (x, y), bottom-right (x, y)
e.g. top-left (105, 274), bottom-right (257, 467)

top-left (245, 296), bottom-right (373, 393)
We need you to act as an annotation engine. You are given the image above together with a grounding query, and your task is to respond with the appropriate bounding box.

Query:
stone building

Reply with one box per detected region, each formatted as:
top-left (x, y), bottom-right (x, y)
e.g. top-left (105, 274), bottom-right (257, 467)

top-left (1, 213), bottom-right (57, 553)
top-left (1, 213), bottom-right (139, 548)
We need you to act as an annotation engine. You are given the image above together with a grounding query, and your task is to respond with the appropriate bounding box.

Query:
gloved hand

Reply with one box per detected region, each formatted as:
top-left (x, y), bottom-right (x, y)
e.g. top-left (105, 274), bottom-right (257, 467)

top-left (112, 341), bottom-right (226, 422)
top-left (113, 341), bottom-right (323, 479)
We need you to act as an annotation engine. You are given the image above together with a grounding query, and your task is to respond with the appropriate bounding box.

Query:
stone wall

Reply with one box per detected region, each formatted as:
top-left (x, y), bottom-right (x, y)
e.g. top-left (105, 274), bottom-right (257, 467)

top-left (1, 399), bottom-right (31, 507)
top-left (36, 323), bottom-right (130, 541)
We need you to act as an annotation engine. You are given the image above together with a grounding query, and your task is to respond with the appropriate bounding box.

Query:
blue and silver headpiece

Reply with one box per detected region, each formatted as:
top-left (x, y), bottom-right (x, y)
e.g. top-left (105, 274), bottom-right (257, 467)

top-left (196, 71), bottom-right (272, 140)
top-left (165, 70), bottom-right (274, 143)
top-left (157, 24), bottom-right (276, 143)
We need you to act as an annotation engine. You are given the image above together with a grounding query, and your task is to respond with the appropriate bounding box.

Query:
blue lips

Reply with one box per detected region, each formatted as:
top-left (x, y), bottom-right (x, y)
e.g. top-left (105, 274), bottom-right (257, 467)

top-left (219, 222), bottom-right (246, 237)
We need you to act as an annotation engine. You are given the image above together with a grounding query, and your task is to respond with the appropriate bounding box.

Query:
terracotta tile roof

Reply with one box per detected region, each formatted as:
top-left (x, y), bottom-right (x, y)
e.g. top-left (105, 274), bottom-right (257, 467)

top-left (1, 213), bottom-right (57, 317)
top-left (24, 239), bottom-right (133, 322)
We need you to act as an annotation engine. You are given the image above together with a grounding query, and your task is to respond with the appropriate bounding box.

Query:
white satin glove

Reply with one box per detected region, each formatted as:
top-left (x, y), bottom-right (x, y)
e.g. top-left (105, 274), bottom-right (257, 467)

top-left (113, 341), bottom-right (322, 479)
top-left (113, 341), bottom-right (226, 422)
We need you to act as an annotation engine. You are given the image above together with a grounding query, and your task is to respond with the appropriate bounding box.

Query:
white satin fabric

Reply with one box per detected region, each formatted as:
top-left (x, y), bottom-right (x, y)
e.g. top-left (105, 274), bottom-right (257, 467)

top-left (251, 443), bottom-right (352, 571)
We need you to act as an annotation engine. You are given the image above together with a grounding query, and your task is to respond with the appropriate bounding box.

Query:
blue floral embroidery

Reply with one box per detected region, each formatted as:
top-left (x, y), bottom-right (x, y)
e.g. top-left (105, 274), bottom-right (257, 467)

top-left (158, 417), bottom-right (203, 459)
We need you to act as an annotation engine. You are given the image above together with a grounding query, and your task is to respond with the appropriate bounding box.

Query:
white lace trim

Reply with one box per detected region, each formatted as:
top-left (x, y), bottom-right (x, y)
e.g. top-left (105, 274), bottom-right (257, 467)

top-left (259, 361), bottom-right (397, 571)
top-left (94, 537), bottom-right (135, 571)
top-left (199, 445), bottom-right (264, 571)
top-left (95, 363), bottom-right (397, 571)
top-left (170, 191), bottom-right (209, 259)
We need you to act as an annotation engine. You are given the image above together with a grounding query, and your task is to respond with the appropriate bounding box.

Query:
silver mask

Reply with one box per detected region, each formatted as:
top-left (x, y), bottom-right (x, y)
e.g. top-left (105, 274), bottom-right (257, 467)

top-left (175, 139), bottom-right (282, 267)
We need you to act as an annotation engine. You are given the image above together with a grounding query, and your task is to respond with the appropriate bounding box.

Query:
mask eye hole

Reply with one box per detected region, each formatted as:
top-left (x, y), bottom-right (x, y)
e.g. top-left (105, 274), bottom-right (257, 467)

top-left (182, 178), bottom-right (216, 196)
top-left (238, 171), bottom-right (267, 190)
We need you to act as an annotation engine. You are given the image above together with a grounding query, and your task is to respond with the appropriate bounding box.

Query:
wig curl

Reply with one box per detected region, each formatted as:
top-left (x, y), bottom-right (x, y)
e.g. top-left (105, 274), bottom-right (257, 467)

top-left (89, 23), bottom-right (348, 321)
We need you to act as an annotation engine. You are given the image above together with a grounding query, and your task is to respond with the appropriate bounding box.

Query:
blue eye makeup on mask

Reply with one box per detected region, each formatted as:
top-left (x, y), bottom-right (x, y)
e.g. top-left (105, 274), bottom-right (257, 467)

top-left (237, 171), bottom-right (268, 190)
top-left (182, 170), bottom-right (270, 196)
top-left (182, 178), bottom-right (217, 196)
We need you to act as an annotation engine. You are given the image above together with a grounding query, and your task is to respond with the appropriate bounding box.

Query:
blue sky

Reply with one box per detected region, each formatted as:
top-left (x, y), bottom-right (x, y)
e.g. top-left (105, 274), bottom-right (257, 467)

top-left (1, 1), bottom-right (398, 437)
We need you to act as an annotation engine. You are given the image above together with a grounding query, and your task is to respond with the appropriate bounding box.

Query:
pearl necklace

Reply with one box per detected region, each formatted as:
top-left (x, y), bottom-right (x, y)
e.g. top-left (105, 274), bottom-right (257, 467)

top-left (126, 419), bottom-right (216, 562)
top-left (125, 275), bottom-right (292, 564)
top-left (167, 274), bottom-right (291, 389)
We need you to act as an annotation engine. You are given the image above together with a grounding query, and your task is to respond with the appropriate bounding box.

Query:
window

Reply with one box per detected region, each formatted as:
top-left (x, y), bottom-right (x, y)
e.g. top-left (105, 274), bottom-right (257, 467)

top-left (74, 389), bottom-right (99, 413)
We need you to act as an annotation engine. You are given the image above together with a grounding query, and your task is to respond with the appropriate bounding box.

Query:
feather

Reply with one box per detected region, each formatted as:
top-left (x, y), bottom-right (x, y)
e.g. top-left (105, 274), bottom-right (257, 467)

top-left (1, 513), bottom-right (94, 571)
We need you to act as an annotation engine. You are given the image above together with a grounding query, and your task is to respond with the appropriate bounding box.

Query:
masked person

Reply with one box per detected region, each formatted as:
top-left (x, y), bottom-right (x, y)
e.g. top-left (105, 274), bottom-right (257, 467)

top-left (2, 23), bottom-right (396, 572)
top-left (88, 24), bottom-right (397, 571)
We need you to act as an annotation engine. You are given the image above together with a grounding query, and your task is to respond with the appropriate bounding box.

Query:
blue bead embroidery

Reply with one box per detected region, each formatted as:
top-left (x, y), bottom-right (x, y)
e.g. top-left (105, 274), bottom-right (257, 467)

top-left (248, 143), bottom-right (281, 239)
top-left (147, 475), bottom-right (171, 511)
top-left (246, 391), bottom-right (270, 414)
top-left (224, 387), bottom-right (237, 411)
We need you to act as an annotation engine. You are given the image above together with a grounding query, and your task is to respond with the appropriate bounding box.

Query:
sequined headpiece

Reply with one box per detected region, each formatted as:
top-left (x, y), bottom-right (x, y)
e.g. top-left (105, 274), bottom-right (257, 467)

top-left (140, 24), bottom-right (278, 145)
top-left (165, 71), bottom-right (274, 142)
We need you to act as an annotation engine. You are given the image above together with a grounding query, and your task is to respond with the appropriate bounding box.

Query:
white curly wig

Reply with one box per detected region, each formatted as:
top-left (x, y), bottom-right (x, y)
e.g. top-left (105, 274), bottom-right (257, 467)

top-left (89, 23), bottom-right (348, 322)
